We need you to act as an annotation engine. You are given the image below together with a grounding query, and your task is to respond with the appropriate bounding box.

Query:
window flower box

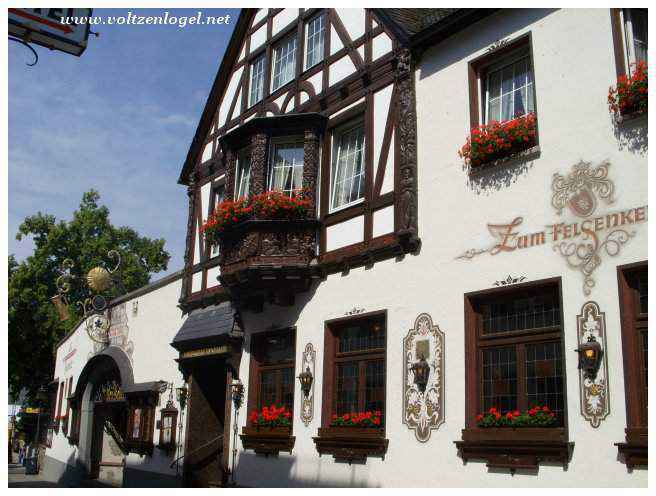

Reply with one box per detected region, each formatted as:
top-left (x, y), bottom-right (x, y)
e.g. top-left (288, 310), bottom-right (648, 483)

top-left (608, 61), bottom-right (647, 119)
top-left (313, 426), bottom-right (388, 464)
top-left (459, 112), bottom-right (537, 169)
top-left (240, 426), bottom-right (295, 456)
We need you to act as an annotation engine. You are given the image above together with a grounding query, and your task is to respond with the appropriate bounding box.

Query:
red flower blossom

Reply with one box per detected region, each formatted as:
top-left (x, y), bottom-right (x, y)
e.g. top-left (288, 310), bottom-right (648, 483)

top-left (608, 61), bottom-right (648, 116)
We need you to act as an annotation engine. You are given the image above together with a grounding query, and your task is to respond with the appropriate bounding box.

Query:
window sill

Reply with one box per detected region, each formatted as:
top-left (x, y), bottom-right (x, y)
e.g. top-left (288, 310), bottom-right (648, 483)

top-left (454, 427), bottom-right (573, 472)
top-left (615, 109), bottom-right (647, 125)
top-left (469, 145), bottom-right (541, 175)
top-left (240, 426), bottom-right (295, 457)
top-left (313, 426), bottom-right (388, 464)
top-left (615, 427), bottom-right (647, 469)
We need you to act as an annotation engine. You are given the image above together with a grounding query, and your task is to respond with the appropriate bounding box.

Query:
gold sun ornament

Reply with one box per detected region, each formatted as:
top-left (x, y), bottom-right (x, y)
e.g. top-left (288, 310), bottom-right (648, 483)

top-left (86, 266), bottom-right (113, 292)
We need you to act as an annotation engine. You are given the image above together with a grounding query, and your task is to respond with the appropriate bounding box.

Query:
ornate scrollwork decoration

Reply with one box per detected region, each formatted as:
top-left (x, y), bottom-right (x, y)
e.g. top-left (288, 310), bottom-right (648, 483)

top-left (402, 313), bottom-right (445, 442)
top-left (576, 301), bottom-right (610, 428)
top-left (554, 228), bottom-right (634, 295)
top-left (551, 160), bottom-right (615, 217)
top-left (300, 343), bottom-right (316, 427)
top-left (108, 250), bottom-right (121, 274)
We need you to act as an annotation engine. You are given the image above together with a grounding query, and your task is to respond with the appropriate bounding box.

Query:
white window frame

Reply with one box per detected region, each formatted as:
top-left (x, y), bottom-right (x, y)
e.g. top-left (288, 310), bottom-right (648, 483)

top-left (209, 181), bottom-right (226, 258)
top-left (272, 35), bottom-right (297, 92)
top-left (329, 121), bottom-right (366, 213)
top-left (234, 151), bottom-right (251, 201)
top-left (622, 9), bottom-right (647, 74)
top-left (305, 12), bottom-right (326, 70)
top-left (483, 47), bottom-right (534, 124)
top-left (249, 54), bottom-right (266, 107)
top-left (267, 138), bottom-right (305, 197)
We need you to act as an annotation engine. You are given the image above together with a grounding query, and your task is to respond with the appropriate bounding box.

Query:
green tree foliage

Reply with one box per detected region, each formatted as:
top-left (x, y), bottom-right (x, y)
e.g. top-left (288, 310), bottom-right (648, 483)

top-left (8, 190), bottom-right (170, 401)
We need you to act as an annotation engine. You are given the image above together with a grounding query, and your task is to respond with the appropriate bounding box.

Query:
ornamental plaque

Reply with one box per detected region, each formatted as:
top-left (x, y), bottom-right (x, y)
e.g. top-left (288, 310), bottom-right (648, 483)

top-left (403, 313), bottom-right (445, 442)
top-left (576, 301), bottom-right (610, 428)
top-left (300, 343), bottom-right (316, 426)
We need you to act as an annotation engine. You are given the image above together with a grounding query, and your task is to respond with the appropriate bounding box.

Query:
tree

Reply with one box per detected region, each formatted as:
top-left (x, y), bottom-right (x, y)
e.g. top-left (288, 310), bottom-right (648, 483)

top-left (8, 190), bottom-right (170, 401)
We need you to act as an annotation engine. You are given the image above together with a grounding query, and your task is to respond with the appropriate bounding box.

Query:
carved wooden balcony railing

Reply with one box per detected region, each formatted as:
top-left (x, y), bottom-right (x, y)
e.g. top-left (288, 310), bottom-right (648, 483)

top-left (217, 219), bottom-right (320, 302)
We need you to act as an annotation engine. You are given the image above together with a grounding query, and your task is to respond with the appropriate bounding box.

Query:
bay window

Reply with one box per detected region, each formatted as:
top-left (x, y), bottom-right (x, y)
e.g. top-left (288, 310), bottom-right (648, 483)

top-left (268, 140), bottom-right (304, 196)
top-left (234, 150), bottom-right (251, 200)
top-left (330, 122), bottom-right (366, 212)
top-left (272, 35), bottom-right (297, 91)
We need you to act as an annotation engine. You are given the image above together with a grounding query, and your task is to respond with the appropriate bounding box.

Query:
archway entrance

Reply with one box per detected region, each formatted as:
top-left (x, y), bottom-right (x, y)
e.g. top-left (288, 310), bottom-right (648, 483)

top-left (88, 375), bottom-right (127, 486)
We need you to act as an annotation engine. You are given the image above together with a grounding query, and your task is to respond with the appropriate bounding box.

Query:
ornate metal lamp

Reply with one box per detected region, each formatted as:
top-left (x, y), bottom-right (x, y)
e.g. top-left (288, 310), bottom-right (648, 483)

top-left (298, 367), bottom-right (313, 398)
top-left (176, 384), bottom-right (188, 411)
top-left (230, 379), bottom-right (244, 410)
top-left (575, 335), bottom-right (603, 379)
top-left (411, 354), bottom-right (430, 392)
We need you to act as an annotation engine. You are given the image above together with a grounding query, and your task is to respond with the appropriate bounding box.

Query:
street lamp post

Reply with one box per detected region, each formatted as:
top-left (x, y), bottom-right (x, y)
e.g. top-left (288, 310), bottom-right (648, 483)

top-left (32, 386), bottom-right (48, 472)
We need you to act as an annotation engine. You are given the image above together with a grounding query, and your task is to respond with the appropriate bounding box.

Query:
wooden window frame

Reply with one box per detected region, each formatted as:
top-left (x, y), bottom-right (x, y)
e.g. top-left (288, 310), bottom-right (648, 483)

top-left (305, 11), bottom-right (326, 71)
top-left (456, 277), bottom-right (573, 472)
top-left (328, 118), bottom-right (367, 214)
top-left (615, 261), bottom-right (648, 468)
top-left (466, 33), bottom-right (540, 170)
top-left (313, 310), bottom-right (389, 463)
top-left (249, 53), bottom-right (267, 108)
top-left (246, 327), bottom-right (297, 422)
top-left (124, 393), bottom-right (157, 456)
top-left (206, 180), bottom-right (226, 259)
top-left (241, 327), bottom-right (297, 456)
top-left (267, 137), bottom-right (305, 196)
top-left (157, 406), bottom-right (178, 453)
top-left (611, 8), bottom-right (647, 79)
top-left (271, 33), bottom-right (298, 93)
top-left (234, 147), bottom-right (252, 200)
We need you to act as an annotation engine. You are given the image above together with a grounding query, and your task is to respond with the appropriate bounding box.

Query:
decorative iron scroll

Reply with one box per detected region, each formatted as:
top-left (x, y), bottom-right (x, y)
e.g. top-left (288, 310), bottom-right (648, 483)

top-left (300, 343), bottom-right (316, 427)
top-left (576, 301), bottom-right (610, 428)
top-left (403, 313), bottom-right (445, 442)
top-left (94, 380), bottom-right (125, 403)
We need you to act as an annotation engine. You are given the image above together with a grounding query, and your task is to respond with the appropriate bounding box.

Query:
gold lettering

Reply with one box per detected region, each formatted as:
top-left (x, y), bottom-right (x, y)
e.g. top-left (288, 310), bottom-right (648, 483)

top-left (620, 209), bottom-right (635, 225)
top-left (530, 231), bottom-right (546, 246)
top-left (594, 217), bottom-right (604, 231)
top-left (605, 213), bottom-right (619, 228)
top-left (635, 206), bottom-right (646, 222)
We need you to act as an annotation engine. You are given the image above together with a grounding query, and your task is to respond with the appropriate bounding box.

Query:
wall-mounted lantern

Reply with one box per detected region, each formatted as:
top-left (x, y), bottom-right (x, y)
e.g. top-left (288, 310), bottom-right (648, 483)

top-left (411, 354), bottom-right (431, 392)
top-left (176, 385), bottom-right (188, 411)
top-left (575, 335), bottom-right (603, 379)
top-left (298, 367), bottom-right (314, 398)
top-left (231, 379), bottom-right (244, 410)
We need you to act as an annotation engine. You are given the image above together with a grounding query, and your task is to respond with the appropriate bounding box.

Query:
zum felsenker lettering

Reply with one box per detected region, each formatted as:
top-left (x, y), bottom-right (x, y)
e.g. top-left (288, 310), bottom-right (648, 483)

top-left (488, 205), bottom-right (647, 254)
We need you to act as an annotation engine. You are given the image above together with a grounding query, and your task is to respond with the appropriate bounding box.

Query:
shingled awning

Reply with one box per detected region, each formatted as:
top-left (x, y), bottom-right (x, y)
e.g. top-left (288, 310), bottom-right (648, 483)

top-left (171, 302), bottom-right (242, 353)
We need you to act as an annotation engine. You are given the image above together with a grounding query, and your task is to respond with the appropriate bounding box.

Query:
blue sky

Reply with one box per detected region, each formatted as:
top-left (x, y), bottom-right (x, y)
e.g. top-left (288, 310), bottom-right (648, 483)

top-left (8, 8), bottom-right (240, 276)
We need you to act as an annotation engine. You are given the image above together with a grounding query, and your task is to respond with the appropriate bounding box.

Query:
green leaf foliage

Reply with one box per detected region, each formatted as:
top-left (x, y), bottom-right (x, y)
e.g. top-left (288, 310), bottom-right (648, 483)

top-left (8, 190), bottom-right (170, 402)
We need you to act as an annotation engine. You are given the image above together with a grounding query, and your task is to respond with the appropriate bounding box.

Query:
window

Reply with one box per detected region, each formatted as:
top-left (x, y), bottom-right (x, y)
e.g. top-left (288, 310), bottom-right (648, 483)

top-left (268, 140), bottom-right (304, 196)
top-left (234, 150), bottom-right (251, 200)
top-left (209, 183), bottom-right (225, 258)
top-left (484, 52), bottom-right (534, 123)
top-left (56, 381), bottom-right (64, 422)
top-left (330, 122), bottom-right (366, 211)
top-left (468, 281), bottom-right (565, 424)
top-left (126, 402), bottom-right (155, 455)
top-left (250, 54), bottom-right (266, 106)
top-left (158, 406), bottom-right (178, 451)
top-left (624, 9), bottom-right (647, 69)
top-left (249, 329), bottom-right (296, 415)
top-left (305, 13), bottom-right (326, 69)
top-left (326, 313), bottom-right (386, 422)
top-left (616, 262), bottom-right (648, 467)
top-left (272, 35), bottom-right (297, 91)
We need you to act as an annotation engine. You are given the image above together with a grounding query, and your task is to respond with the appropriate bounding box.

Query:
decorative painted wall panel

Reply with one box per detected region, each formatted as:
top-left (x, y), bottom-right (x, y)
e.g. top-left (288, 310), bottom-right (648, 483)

top-left (300, 343), bottom-right (316, 426)
top-left (576, 301), bottom-right (610, 428)
top-left (402, 313), bottom-right (445, 442)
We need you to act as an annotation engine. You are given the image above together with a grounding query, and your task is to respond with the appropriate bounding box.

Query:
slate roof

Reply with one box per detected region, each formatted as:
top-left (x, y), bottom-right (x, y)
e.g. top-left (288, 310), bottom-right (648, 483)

top-left (171, 301), bottom-right (237, 350)
top-left (377, 8), bottom-right (460, 37)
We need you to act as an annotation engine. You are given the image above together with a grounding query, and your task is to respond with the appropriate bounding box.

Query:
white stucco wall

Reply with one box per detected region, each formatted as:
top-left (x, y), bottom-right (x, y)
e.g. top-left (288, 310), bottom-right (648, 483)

top-left (227, 8), bottom-right (648, 488)
top-left (46, 276), bottom-right (188, 480)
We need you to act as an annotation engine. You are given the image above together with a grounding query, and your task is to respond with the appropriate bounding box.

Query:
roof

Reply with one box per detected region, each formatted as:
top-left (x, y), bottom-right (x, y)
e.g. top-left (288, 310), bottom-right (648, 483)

top-left (171, 301), bottom-right (239, 351)
top-left (178, 8), bottom-right (498, 185)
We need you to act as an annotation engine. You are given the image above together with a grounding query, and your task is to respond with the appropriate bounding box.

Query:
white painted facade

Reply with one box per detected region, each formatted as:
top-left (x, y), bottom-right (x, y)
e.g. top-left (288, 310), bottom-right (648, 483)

top-left (44, 8), bottom-right (647, 488)
top-left (226, 8), bottom-right (647, 488)
top-left (45, 276), bottom-right (187, 485)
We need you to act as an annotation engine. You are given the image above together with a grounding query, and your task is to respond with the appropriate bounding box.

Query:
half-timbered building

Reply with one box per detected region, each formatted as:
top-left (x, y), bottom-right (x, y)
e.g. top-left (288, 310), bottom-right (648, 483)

top-left (43, 8), bottom-right (647, 487)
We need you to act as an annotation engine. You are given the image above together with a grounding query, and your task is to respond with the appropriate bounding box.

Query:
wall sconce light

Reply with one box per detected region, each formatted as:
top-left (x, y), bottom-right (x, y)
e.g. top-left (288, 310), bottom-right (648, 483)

top-left (575, 335), bottom-right (603, 379)
top-left (411, 354), bottom-right (430, 392)
top-left (298, 367), bottom-right (313, 398)
top-left (231, 379), bottom-right (244, 410)
top-left (176, 384), bottom-right (188, 411)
